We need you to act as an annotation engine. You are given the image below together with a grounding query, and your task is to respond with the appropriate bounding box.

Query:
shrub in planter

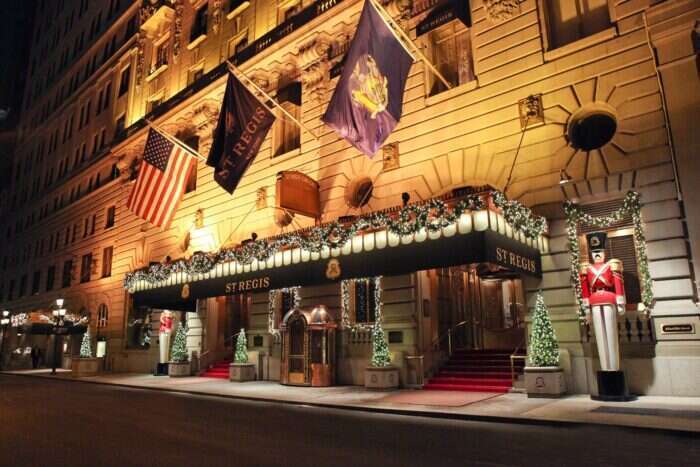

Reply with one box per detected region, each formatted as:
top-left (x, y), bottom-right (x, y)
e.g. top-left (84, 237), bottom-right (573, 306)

top-left (168, 322), bottom-right (191, 377)
top-left (365, 319), bottom-right (399, 389)
top-left (230, 329), bottom-right (255, 382)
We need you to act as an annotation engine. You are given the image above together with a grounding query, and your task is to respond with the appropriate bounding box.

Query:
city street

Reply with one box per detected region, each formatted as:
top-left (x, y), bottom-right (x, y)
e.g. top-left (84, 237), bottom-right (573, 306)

top-left (0, 374), bottom-right (697, 467)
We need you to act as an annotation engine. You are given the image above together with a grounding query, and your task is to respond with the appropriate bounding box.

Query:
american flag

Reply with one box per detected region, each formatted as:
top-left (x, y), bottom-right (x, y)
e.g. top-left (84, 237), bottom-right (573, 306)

top-left (127, 128), bottom-right (197, 228)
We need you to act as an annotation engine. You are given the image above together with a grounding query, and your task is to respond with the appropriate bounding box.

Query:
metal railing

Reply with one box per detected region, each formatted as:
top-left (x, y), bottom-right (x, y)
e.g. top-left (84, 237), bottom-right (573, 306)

top-left (510, 336), bottom-right (527, 385)
top-left (431, 321), bottom-right (468, 357)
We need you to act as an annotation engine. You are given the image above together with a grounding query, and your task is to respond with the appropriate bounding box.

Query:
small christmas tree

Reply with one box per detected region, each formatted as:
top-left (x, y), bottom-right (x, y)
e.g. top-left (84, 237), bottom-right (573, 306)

top-left (170, 322), bottom-right (188, 363)
top-left (234, 328), bottom-right (248, 364)
top-left (80, 329), bottom-right (93, 358)
top-left (528, 291), bottom-right (560, 367)
top-left (370, 318), bottom-right (391, 367)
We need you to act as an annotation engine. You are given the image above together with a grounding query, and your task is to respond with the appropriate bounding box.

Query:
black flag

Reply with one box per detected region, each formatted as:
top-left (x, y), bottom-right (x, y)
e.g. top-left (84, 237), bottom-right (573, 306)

top-left (207, 72), bottom-right (276, 194)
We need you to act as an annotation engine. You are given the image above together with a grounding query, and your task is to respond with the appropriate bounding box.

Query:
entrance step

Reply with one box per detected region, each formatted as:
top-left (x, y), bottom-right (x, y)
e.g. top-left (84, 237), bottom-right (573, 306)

top-left (199, 358), bottom-right (232, 379)
top-left (424, 348), bottom-right (524, 393)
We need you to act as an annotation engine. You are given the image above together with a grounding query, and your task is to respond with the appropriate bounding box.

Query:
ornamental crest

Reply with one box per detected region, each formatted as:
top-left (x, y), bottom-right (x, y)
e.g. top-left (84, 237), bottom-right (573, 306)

top-left (350, 55), bottom-right (388, 119)
top-left (181, 283), bottom-right (190, 299)
top-left (325, 259), bottom-right (342, 280)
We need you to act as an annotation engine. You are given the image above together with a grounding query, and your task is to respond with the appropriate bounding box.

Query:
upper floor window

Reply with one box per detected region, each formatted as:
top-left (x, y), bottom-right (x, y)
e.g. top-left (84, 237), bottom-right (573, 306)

top-left (102, 246), bottom-right (113, 278)
top-left (183, 135), bottom-right (199, 193)
top-left (190, 5), bottom-right (208, 43)
top-left (118, 65), bottom-right (131, 96)
top-left (31, 271), bottom-right (41, 295)
top-left (273, 82), bottom-right (301, 157)
top-left (279, 0), bottom-right (301, 23)
top-left (80, 253), bottom-right (92, 283)
top-left (46, 265), bottom-right (56, 291)
top-left (19, 274), bottom-right (27, 297)
top-left (105, 205), bottom-right (116, 228)
top-left (423, 19), bottom-right (474, 96)
top-left (543, 0), bottom-right (610, 50)
top-left (152, 39), bottom-right (169, 73)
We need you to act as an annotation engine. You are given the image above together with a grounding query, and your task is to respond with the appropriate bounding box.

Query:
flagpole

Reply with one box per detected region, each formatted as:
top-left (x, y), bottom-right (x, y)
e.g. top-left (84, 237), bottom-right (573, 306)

top-left (367, 0), bottom-right (452, 90)
top-left (145, 119), bottom-right (208, 163)
top-left (225, 61), bottom-right (321, 141)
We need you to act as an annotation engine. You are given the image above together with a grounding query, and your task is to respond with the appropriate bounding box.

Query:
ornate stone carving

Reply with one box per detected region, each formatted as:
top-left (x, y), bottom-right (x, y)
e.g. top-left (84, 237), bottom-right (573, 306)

top-left (173, 0), bottom-right (184, 64)
top-left (300, 62), bottom-right (329, 105)
top-left (297, 34), bottom-right (331, 104)
top-left (384, 0), bottom-right (411, 25)
top-left (484, 0), bottom-right (520, 23)
top-left (212, 0), bottom-right (223, 34)
top-left (136, 34), bottom-right (146, 86)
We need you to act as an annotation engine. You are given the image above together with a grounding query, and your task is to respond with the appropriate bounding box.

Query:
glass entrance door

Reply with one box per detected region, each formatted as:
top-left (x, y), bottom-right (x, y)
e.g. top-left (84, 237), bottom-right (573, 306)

top-left (287, 318), bottom-right (307, 385)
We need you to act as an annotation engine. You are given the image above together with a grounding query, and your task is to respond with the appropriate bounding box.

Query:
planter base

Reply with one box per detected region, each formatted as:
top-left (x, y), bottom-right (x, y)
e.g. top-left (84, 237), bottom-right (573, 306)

top-left (230, 363), bottom-right (256, 382)
top-left (168, 361), bottom-right (191, 377)
top-left (591, 370), bottom-right (635, 401)
top-left (71, 358), bottom-right (100, 378)
top-left (364, 366), bottom-right (400, 389)
top-left (524, 367), bottom-right (567, 398)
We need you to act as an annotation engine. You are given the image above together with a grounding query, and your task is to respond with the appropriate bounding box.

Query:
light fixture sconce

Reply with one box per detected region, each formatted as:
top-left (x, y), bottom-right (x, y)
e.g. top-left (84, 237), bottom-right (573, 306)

top-left (518, 94), bottom-right (544, 129)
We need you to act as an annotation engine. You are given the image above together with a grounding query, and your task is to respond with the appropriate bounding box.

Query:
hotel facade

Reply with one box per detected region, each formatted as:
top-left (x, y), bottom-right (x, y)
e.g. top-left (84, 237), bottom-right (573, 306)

top-left (2, 0), bottom-right (699, 397)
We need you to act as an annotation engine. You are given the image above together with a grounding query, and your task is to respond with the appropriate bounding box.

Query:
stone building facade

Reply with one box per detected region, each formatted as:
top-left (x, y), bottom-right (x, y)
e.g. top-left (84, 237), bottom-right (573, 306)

top-left (1, 0), bottom-right (699, 396)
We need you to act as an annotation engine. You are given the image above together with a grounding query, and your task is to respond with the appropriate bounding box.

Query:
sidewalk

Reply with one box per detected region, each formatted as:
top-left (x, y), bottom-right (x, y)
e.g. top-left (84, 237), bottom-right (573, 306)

top-left (4, 369), bottom-right (699, 433)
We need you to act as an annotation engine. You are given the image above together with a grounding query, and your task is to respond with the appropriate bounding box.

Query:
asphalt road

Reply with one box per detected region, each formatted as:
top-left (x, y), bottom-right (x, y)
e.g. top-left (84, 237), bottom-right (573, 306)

top-left (0, 375), bottom-right (697, 467)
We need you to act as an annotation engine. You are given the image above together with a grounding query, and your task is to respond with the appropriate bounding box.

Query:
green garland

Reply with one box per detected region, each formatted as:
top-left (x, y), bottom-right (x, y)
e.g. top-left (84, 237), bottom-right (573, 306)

top-left (341, 277), bottom-right (382, 331)
top-left (124, 192), bottom-right (546, 291)
top-left (564, 191), bottom-right (653, 320)
top-left (268, 287), bottom-right (301, 338)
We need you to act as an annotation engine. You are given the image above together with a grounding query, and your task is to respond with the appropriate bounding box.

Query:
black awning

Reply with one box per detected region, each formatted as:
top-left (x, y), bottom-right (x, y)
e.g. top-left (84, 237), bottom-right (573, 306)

top-left (132, 230), bottom-right (541, 309)
top-left (416, 0), bottom-right (472, 37)
top-left (20, 322), bottom-right (88, 335)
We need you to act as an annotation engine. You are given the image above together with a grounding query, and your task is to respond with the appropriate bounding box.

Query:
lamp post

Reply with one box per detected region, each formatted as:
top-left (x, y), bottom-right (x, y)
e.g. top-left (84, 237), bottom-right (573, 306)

top-left (0, 310), bottom-right (10, 370)
top-left (51, 298), bottom-right (66, 375)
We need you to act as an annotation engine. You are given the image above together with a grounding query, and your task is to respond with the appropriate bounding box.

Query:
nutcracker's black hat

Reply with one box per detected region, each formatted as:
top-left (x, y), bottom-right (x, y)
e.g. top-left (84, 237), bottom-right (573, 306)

top-left (586, 231), bottom-right (607, 252)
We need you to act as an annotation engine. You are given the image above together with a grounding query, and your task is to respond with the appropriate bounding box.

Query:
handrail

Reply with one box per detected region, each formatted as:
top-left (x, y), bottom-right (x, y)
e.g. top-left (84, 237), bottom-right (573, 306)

top-left (510, 335), bottom-right (528, 384)
top-left (431, 321), bottom-right (468, 357)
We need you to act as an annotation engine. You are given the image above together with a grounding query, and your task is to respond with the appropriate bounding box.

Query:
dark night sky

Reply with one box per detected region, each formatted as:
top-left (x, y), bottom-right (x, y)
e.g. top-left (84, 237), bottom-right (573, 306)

top-left (0, 0), bottom-right (35, 130)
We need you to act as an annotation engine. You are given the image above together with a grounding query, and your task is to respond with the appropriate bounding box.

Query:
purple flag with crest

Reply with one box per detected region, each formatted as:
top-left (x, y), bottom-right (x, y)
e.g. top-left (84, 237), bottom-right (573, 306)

top-left (321, 0), bottom-right (413, 157)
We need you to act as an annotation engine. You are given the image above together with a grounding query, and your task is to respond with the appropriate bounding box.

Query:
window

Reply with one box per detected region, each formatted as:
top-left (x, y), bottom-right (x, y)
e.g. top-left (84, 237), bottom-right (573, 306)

top-left (80, 253), bottom-right (92, 283)
top-left (102, 246), bottom-right (113, 278)
top-left (118, 65), bottom-right (130, 96)
top-left (46, 265), bottom-right (56, 291)
top-left (188, 65), bottom-right (204, 85)
top-left (105, 205), bottom-right (116, 228)
top-left (32, 271), bottom-right (41, 295)
top-left (279, 1), bottom-right (301, 23)
top-left (353, 278), bottom-right (378, 324)
top-left (424, 19), bottom-right (474, 96)
top-left (91, 214), bottom-right (96, 235)
top-left (156, 39), bottom-right (169, 71)
top-left (273, 82), bottom-right (301, 156)
top-left (83, 217), bottom-right (89, 238)
top-left (62, 260), bottom-right (73, 288)
top-left (544, 0), bottom-right (610, 50)
top-left (97, 303), bottom-right (108, 328)
top-left (183, 135), bottom-right (199, 193)
top-left (578, 199), bottom-right (641, 307)
top-left (190, 5), bottom-right (208, 42)
top-left (8, 280), bottom-right (15, 301)
top-left (19, 275), bottom-right (27, 297)
top-left (110, 164), bottom-right (120, 181)
top-left (115, 114), bottom-right (126, 138)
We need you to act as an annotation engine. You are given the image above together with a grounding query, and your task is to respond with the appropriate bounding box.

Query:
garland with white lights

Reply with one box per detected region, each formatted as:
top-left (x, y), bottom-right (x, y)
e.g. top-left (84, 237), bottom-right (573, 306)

top-left (564, 191), bottom-right (653, 320)
top-left (267, 287), bottom-right (301, 338)
top-left (123, 192), bottom-right (545, 291)
top-left (340, 277), bottom-right (383, 331)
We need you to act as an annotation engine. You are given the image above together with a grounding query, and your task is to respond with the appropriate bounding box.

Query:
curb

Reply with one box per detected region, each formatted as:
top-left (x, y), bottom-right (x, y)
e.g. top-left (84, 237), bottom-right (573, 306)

top-left (2, 372), bottom-right (696, 436)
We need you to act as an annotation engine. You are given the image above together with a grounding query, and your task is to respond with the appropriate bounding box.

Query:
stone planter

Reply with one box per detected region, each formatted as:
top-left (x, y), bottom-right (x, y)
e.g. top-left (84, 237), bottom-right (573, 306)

top-left (524, 366), bottom-right (567, 398)
top-left (168, 361), bottom-right (191, 377)
top-left (71, 357), bottom-right (100, 378)
top-left (364, 366), bottom-right (400, 389)
top-left (230, 363), bottom-right (256, 382)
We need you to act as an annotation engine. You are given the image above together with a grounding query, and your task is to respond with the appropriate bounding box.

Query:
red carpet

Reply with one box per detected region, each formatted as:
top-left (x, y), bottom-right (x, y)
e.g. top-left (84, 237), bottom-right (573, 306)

top-left (424, 349), bottom-right (524, 393)
top-left (199, 358), bottom-right (231, 379)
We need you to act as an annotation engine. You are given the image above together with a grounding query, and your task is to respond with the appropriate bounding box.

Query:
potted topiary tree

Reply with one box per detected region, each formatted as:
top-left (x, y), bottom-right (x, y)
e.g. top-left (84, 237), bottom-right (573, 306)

top-left (524, 292), bottom-right (567, 397)
top-left (364, 318), bottom-right (399, 389)
top-left (229, 329), bottom-right (256, 382)
top-left (71, 329), bottom-right (100, 377)
top-left (168, 322), bottom-right (191, 377)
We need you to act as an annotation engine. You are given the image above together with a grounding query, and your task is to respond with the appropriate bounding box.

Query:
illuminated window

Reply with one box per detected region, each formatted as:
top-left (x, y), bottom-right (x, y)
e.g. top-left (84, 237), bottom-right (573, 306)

top-left (273, 82), bottom-right (301, 157)
top-left (543, 0), bottom-right (610, 50)
top-left (102, 247), bottom-right (113, 278)
top-left (97, 304), bottom-right (108, 329)
top-left (423, 20), bottom-right (474, 96)
top-left (353, 279), bottom-right (378, 324)
top-left (80, 253), bottom-right (92, 283)
top-left (105, 205), bottom-right (116, 228)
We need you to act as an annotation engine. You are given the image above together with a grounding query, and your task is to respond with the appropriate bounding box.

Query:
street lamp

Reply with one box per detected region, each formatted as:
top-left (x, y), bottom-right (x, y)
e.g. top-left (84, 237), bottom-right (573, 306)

top-left (51, 299), bottom-right (67, 375)
top-left (0, 310), bottom-right (10, 370)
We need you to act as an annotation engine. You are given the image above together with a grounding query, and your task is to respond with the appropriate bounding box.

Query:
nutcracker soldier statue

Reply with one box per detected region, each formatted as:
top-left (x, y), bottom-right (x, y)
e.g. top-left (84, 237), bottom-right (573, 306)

top-left (580, 232), bottom-right (633, 401)
top-left (156, 310), bottom-right (174, 376)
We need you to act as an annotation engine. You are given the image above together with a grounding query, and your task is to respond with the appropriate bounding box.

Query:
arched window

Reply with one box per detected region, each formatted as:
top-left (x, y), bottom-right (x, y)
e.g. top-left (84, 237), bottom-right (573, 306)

top-left (97, 304), bottom-right (108, 329)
